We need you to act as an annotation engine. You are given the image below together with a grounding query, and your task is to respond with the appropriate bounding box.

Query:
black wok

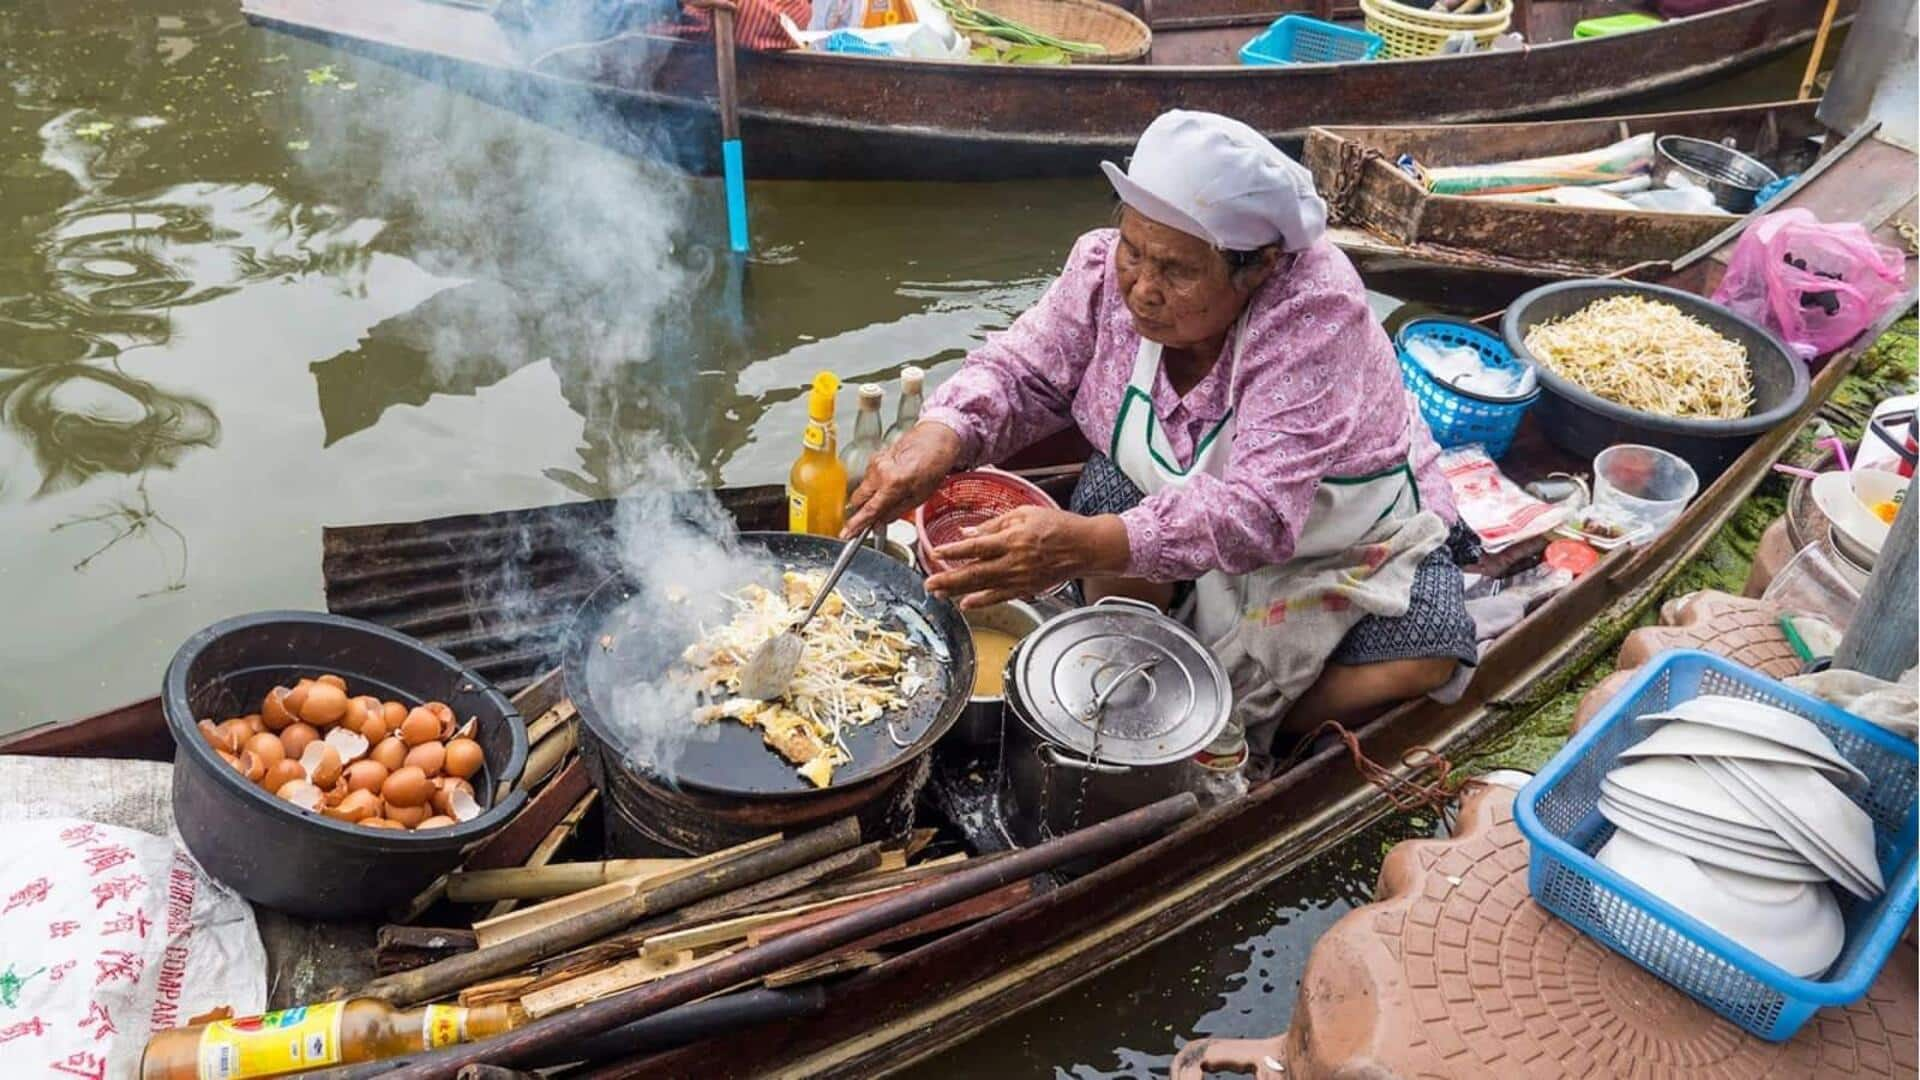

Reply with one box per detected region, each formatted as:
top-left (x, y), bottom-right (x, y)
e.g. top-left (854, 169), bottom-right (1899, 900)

top-left (564, 531), bottom-right (974, 799)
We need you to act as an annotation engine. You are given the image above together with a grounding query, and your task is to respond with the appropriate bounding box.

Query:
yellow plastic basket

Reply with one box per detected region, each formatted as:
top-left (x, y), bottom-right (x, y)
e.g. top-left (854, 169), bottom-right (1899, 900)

top-left (1360, 0), bottom-right (1512, 58)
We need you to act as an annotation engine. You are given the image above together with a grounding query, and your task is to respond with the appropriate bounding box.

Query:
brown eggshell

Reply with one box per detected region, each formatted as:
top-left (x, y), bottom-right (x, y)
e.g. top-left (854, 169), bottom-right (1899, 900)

top-left (429, 777), bottom-right (474, 817)
top-left (341, 696), bottom-right (379, 734)
top-left (383, 801), bottom-right (430, 829)
top-left (276, 779), bottom-right (324, 812)
top-left (316, 673), bottom-right (348, 693)
top-left (404, 741), bottom-right (446, 777)
top-left (415, 815), bottom-right (457, 830)
top-left (447, 786), bottom-right (483, 823)
top-left (244, 732), bottom-right (286, 771)
top-left (370, 737), bottom-right (408, 772)
top-left (400, 707), bottom-right (442, 747)
top-left (359, 817), bottom-right (404, 830)
top-left (382, 701), bottom-right (408, 729)
top-left (237, 750), bottom-right (267, 783)
top-left (261, 688), bottom-right (296, 732)
top-left (325, 789), bottom-right (381, 823)
top-left (216, 718), bottom-right (253, 751)
top-left (324, 727), bottom-right (371, 765)
top-left (279, 722), bottom-right (321, 761)
top-left (199, 719), bottom-right (236, 754)
top-left (301, 683), bottom-right (349, 727)
top-left (242, 715), bottom-right (266, 736)
top-left (283, 679), bottom-right (313, 717)
top-left (217, 749), bottom-right (241, 770)
top-left (382, 766), bottom-right (432, 808)
top-left (301, 742), bottom-right (343, 789)
top-left (263, 758), bottom-right (306, 793)
top-left (359, 713), bottom-right (391, 745)
top-left (443, 738), bottom-right (484, 780)
top-left (345, 760), bottom-right (390, 794)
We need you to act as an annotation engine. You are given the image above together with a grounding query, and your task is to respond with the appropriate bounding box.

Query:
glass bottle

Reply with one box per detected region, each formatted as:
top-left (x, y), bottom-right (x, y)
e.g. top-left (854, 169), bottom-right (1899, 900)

top-left (787, 371), bottom-right (847, 536)
top-left (884, 365), bottom-right (924, 447)
top-left (140, 999), bottom-right (524, 1079)
top-left (842, 383), bottom-right (886, 496)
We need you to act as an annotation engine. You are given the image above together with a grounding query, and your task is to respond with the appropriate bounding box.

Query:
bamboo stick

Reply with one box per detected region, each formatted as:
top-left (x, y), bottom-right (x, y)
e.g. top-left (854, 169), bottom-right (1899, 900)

top-left (471, 834), bottom-right (783, 949)
top-left (483, 789), bottom-right (599, 920)
top-left (521, 700), bottom-right (576, 747)
top-left (521, 947), bottom-right (739, 1019)
top-left (519, 721), bottom-right (576, 793)
top-left (376, 795), bottom-right (1199, 1079)
top-left (360, 818), bottom-right (861, 1007)
top-left (451, 857), bottom-right (682, 905)
top-left (762, 950), bottom-right (884, 989)
top-left (1798, 0), bottom-right (1841, 101)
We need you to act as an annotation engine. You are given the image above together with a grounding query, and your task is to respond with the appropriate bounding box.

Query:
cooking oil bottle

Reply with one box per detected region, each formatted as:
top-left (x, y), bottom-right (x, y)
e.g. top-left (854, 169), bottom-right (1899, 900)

top-left (884, 365), bottom-right (924, 447)
top-left (842, 383), bottom-right (885, 496)
top-left (139, 999), bottom-right (524, 1079)
top-left (788, 371), bottom-right (847, 535)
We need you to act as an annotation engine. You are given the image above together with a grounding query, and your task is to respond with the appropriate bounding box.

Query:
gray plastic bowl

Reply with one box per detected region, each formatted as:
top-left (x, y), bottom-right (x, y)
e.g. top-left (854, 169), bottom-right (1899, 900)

top-left (1502, 280), bottom-right (1808, 481)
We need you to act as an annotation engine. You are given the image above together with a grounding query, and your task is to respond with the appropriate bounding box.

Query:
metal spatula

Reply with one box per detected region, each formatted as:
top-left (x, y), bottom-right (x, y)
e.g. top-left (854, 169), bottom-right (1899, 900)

top-left (737, 525), bottom-right (874, 701)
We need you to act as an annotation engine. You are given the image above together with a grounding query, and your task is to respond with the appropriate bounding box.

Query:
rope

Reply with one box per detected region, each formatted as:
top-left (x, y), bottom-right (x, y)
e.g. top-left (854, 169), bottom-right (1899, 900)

top-left (1326, 143), bottom-right (1386, 227)
top-left (1283, 720), bottom-right (1457, 813)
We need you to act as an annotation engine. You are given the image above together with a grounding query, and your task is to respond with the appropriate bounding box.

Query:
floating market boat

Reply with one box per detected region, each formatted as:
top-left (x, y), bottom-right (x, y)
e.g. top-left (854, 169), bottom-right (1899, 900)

top-left (238, 0), bottom-right (1844, 181)
top-left (6, 120), bottom-right (1913, 1080)
top-left (1304, 99), bottom-right (1832, 308)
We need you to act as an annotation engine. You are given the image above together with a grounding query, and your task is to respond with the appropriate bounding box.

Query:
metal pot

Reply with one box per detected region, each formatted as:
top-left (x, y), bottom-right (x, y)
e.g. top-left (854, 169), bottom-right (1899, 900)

top-left (951, 600), bottom-right (1045, 747)
top-left (1000, 597), bottom-right (1230, 846)
top-left (1654, 135), bottom-right (1779, 213)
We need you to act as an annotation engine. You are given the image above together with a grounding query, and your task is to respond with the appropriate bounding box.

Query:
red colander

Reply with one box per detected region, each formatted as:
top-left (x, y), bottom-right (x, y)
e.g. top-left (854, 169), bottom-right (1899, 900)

top-left (913, 468), bottom-right (1061, 577)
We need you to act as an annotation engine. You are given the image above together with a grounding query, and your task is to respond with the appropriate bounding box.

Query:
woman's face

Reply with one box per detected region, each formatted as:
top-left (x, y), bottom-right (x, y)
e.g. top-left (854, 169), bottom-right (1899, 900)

top-left (1114, 207), bottom-right (1273, 349)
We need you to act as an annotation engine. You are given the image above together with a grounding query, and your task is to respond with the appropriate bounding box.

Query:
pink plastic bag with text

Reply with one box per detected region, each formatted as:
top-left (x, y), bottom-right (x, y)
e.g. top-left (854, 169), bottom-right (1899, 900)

top-left (1711, 208), bottom-right (1908, 362)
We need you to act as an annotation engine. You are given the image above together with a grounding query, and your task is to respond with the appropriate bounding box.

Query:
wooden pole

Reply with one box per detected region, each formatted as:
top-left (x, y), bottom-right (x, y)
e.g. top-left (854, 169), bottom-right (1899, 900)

top-left (374, 794), bottom-right (1200, 1079)
top-left (1799, 0), bottom-right (1842, 100)
top-left (360, 818), bottom-right (860, 1007)
top-left (713, 5), bottom-right (750, 253)
top-left (1835, 474), bottom-right (1918, 678)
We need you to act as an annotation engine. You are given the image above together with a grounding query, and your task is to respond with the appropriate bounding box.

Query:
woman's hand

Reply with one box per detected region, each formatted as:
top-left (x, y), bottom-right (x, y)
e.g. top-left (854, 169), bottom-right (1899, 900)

top-left (925, 508), bottom-right (1129, 609)
top-left (842, 421), bottom-right (964, 539)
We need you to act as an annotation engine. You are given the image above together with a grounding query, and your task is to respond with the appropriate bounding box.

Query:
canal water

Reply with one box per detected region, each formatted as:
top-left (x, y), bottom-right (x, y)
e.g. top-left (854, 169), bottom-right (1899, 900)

top-left (0, 2), bottom-right (1817, 1073)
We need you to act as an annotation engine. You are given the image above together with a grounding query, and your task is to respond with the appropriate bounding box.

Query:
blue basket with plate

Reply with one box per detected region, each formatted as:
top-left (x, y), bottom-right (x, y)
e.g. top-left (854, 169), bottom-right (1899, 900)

top-left (1514, 650), bottom-right (1919, 1041)
top-left (1393, 317), bottom-right (1536, 458)
top-left (1239, 15), bottom-right (1384, 65)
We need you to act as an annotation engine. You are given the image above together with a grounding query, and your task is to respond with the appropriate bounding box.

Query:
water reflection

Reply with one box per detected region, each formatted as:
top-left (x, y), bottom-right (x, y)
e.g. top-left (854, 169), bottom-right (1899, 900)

top-left (0, 363), bottom-right (217, 499)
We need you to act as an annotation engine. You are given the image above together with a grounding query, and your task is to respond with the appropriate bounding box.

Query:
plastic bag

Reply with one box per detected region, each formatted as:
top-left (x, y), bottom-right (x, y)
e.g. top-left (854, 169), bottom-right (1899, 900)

top-left (1711, 208), bottom-right (1909, 362)
top-left (0, 817), bottom-right (266, 1080)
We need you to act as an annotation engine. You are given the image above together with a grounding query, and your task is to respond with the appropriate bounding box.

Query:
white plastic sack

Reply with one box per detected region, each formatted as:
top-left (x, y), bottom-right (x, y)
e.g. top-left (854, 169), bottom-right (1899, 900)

top-left (0, 757), bottom-right (265, 1080)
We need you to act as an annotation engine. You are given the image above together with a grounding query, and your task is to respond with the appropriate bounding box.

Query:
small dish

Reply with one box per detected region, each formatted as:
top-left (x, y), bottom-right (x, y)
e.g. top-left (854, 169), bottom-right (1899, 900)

top-left (1695, 757), bottom-right (1883, 900)
top-left (1811, 469), bottom-right (1902, 563)
top-left (1597, 784), bottom-right (1799, 854)
top-left (1721, 756), bottom-right (1884, 896)
top-left (1635, 694), bottom-right (1865, 786)
top-left (1595, 830), bottom-right (1844, 979)
top-left (1598, 794), bottom-right (1828, 882)
top-left (1604, 758), bottom-right (1770, 829)
top-left (1619, 720), bottom-right (1867, 792)
top-left (1598, 794), bottom-right (1808, 861)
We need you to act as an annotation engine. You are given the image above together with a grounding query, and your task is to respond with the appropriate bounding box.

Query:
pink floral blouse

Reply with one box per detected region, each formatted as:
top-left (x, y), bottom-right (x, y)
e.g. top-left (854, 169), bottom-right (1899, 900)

top-left (922, 228), bottom-right (1457, 583)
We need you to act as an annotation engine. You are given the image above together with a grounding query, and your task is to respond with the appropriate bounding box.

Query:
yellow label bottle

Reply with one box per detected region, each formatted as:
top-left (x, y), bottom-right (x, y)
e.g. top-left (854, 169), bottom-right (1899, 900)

top-left (788, 372), bottom-right (848, 536)
top-left (138, 999), bottom-right (524, 1080)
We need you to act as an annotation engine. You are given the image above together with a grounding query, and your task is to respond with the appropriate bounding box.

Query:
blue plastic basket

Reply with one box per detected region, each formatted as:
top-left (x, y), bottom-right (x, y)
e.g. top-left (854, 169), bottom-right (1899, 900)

top-left (1393, 317), bottom-right (1537, 459)
top-left (1239, 14), bottom-right (1384, 65)
top-left (1514, 651), bottom-right (1920, 1042)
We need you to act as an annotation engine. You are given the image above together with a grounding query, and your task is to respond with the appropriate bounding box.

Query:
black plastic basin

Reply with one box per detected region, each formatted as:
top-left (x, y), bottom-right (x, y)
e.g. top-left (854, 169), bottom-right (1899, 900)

top-left (1502, 280), bottom-right (1809, 481)
top-left (163, 611), bottom-right (528, 919)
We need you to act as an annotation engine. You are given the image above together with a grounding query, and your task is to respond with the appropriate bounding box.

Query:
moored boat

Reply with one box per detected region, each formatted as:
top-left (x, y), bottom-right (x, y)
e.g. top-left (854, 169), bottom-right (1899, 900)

top-left (5, 111), bottom-right (1913, 1080)
top-left (237, 0), bottom-right (1844, 181)
top-left (1304, 100), bottom-right (1831, 307)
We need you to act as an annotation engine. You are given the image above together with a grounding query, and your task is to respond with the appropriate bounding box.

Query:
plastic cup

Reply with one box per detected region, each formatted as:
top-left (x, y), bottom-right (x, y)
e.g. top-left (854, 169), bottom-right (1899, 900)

top-left (1592, 444), bottom-right (1700, 539)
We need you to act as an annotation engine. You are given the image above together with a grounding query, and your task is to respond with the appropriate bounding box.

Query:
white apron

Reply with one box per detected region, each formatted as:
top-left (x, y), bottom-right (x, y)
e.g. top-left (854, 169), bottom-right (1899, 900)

top-left (1108, 320), bottom-right (1448, 758)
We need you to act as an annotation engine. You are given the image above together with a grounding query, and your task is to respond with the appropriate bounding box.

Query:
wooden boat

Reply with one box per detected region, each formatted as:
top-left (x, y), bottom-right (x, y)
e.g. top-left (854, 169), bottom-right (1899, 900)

top-left (1303, 100), bottom-right (1831, 308)
top-left (238, 0), bottom-right (1844, 181)
top-left (4, 124), bottom-right (1912, 1079)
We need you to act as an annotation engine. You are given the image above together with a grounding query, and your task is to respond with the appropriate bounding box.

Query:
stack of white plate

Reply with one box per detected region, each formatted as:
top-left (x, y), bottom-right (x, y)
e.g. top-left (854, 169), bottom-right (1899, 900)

top-left (1591, 695), bottom-right (1881, 978)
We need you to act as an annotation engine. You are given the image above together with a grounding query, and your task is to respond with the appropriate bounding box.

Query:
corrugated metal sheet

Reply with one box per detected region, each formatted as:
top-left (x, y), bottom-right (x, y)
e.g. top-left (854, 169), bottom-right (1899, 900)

top-left (321, 486), bottom-right (788, 694)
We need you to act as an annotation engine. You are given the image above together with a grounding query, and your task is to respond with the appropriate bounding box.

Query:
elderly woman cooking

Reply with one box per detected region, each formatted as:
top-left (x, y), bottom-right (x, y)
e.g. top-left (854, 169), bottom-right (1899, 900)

top-left (844, 110), bottom-right (1477, 764)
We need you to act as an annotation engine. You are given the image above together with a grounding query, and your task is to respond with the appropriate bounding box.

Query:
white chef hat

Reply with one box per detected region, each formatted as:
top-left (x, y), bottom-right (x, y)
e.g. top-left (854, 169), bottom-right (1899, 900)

top-left (1101, 110), bottom-right (1328, 253)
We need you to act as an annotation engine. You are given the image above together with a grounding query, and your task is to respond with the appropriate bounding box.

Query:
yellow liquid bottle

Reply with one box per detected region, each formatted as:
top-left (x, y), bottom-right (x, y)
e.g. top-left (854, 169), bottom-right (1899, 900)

top-left (139, 999), bottom-right (524, 1079)
top-left (788, 371), bottom-right (848, 536)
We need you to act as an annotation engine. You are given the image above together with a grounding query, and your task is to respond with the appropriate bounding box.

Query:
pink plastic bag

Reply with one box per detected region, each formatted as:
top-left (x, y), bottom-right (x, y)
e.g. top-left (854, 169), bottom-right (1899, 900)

top-left (1712, 208), bottom-right (1909, 362)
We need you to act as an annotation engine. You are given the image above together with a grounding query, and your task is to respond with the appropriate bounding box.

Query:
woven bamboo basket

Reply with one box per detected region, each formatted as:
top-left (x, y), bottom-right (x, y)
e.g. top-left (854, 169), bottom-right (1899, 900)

top-left (963, 0), bottom-right (1153, 63)
top-left (1360, 0), bottom-right (1512, 58)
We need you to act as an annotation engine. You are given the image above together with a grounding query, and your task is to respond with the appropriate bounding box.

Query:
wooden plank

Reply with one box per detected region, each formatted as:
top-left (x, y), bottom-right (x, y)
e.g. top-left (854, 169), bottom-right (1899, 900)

top-left (449, 857), bottom-right (686, 904)
top-left (472, 833), bottom-right (783, 949)
top-left (521, 947), bottom-right (739, 1019)
top-left (458, 975), bottom-right (537, 1007)
top-left (483, 788), bottom-right (600, 921)
top-left (642, 887), bottom-right (901, 959)
top-left (744, 891), bottom-right (911, 948)
top-left (462, 759), bottom-right (592, 874)
top-left (763, 950), bottom-right (886, 989)
top-left (375, 926), bottom-right (477, 975)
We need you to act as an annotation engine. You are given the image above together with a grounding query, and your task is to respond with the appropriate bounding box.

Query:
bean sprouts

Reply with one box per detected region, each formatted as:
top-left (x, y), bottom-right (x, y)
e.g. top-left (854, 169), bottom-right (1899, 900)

top-left (1523, 295), bottom-right (1753, 420)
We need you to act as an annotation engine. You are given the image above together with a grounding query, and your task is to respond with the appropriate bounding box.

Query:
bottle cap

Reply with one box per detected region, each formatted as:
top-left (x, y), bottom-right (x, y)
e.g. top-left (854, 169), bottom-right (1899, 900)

top-left (858, 384), bottom-right (884, 403)
top-left (806, 372), bottom-right (841, 422)
top-left (901, 366), bottom-right (925, 389)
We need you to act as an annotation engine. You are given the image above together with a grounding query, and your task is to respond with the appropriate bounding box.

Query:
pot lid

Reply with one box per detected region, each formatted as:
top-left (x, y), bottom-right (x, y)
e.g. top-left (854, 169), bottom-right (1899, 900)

top-left (1009, 598), bottom-right (1230, 766)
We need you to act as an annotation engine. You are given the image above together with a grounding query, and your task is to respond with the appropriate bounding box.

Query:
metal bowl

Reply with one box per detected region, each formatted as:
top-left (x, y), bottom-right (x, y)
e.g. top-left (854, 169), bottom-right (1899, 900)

top-left (1655, 135), bottom-right (1779, 213)
top-left (951, 600), bottom-right (1045, 747)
